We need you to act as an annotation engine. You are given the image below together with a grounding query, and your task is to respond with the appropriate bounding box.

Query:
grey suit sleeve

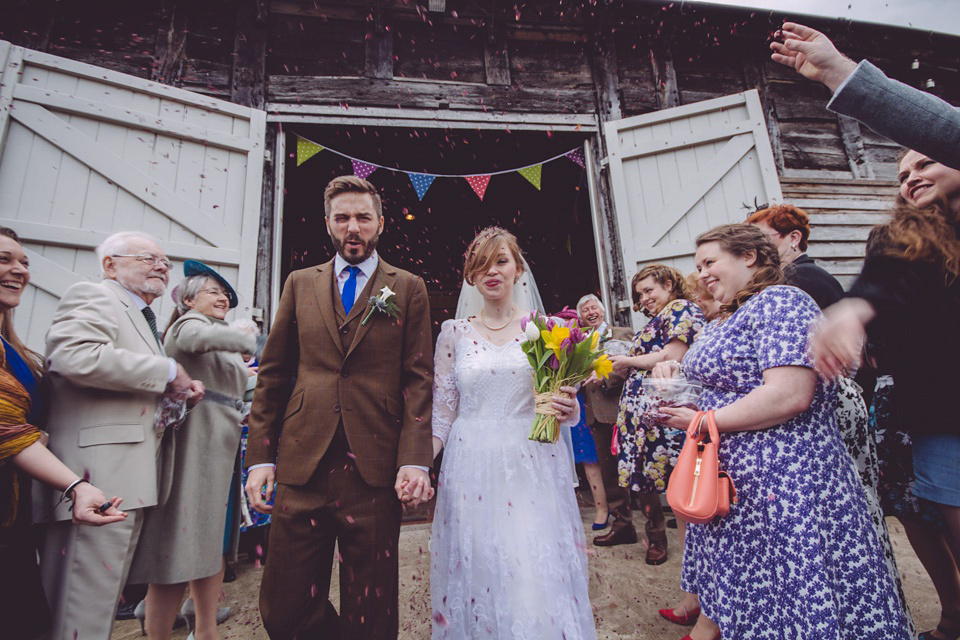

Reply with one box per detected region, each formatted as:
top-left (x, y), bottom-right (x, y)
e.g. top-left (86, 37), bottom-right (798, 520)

top-left (169, 315), bottom-right (257, 356)
top-left (45, 282), bottom-right (170, 393)
top-left (827, 60), bottom-right (960, 170)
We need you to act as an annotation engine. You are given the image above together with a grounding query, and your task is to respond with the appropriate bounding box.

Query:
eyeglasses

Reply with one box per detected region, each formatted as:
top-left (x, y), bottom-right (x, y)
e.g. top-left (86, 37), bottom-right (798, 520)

top-left (112, 254), bottom-right (173, 270)
top-left (199, 288), bottom-right (228, 298)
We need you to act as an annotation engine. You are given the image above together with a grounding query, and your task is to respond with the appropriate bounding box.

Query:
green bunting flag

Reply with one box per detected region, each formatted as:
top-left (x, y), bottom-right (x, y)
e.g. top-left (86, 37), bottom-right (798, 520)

top-left (296, 137), bottom-right (324, 166)
top-left (517, 164), bottom-right (542, 190)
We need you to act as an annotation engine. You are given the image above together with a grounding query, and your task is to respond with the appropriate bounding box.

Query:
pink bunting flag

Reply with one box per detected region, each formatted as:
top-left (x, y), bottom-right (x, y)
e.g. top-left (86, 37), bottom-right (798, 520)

top-left (352, 160), bottom-right (378, 180)
top-left (565, 148), bottom-right (585, 168)
top-left (465, 175), bottom-right (491, 201)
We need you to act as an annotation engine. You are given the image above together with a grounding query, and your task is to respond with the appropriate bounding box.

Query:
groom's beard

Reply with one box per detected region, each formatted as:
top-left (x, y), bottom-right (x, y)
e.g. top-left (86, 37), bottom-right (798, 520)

top-left (332, 231), bottom-right (380, 265)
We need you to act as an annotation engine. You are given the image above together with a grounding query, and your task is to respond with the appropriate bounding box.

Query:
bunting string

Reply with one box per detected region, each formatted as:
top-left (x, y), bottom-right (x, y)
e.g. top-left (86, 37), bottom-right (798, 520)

top-left (295, 134), bottom-right (585, 201)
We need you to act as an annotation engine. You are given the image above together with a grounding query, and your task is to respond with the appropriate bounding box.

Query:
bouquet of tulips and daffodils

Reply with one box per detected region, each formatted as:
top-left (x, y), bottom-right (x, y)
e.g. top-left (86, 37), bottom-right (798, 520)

top-left (520, 312), bottom-right (614, 444)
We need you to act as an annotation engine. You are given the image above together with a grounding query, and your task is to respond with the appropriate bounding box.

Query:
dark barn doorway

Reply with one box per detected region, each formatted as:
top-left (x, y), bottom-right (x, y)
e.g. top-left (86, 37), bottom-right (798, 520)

top-left (280, 125), bottom-right (601, 334)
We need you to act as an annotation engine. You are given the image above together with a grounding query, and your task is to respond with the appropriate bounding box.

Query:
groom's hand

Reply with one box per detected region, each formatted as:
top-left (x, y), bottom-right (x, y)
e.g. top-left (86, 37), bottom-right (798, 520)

top-left (245, 466), bottom-right (276, 514)
top-left (395, 467), bottom-right (433, 507)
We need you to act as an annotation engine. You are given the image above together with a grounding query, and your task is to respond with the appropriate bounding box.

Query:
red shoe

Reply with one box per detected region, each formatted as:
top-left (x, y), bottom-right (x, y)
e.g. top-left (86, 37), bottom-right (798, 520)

top-left (679, 632), bottom-right (720, 640)
top-left (658, 605), bottom-right (700, 626)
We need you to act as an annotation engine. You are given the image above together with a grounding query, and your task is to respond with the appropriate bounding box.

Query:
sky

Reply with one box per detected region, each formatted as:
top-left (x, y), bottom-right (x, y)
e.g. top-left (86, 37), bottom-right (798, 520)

top-left (689, 0), bottom-right (960, 37)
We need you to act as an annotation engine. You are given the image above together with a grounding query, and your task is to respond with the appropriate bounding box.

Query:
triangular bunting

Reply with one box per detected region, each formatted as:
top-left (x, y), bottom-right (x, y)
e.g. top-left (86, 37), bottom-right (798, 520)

top-left (465, 175), bottom-right (491, 201)
top-left (565, 148), bottom-right (585, 168)
top-left (296, 137), bottom-right (324, 166)
top-left (407, 173), bottom-right (437, 200)
top-left (517, 164), bottom-right (542, 190)
top-left (352, 159), bottom-right (378, 180)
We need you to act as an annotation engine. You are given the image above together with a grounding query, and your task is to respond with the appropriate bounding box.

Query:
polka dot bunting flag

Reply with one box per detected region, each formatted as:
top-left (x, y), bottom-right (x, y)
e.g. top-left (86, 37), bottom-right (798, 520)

top-left (465, 175), bottom-right (491, 201)
top-left (565, 148), bottom-right (585, 168)
top-left (408, 172), bottom-right (437, 200)
top-left (352, 160), bottom-right (378, 180)
top-left (517, 164), bottom-right (542, 191)
top-left (296, 137), bottom-right (324, 166)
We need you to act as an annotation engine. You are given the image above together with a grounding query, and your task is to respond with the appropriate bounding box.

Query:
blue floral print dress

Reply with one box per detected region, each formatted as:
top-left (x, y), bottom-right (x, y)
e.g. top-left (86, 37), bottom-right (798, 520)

top-left (680, 286), bottom-right (910, 639)
top-left (615, 298), bottom-right (705, 493)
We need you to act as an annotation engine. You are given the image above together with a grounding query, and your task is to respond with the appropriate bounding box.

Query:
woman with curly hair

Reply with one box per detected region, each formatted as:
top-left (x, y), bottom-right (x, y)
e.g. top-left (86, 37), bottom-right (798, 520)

top-left (657, 223), bottom-right (910, 640)
top-left (816, 148), bottom-right (960, 640)
top-left (608, 265), bottom-right (705, 564)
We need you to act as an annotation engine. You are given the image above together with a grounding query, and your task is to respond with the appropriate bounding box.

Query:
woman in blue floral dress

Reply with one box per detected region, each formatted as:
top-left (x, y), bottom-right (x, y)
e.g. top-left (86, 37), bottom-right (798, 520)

top-left (658, 224), bottom-right (910, 640)
top-left (611, 264), bottom-right (705, 564)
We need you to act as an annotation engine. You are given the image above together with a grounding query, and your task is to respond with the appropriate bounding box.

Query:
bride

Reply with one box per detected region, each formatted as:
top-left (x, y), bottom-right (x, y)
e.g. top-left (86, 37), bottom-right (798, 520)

top-left (429, 226), bottom-right (598, 639)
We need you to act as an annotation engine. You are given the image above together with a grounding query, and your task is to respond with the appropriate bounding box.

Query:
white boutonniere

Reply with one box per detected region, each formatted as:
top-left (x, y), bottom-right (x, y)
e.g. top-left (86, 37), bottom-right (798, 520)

top-left (361, 285), bottom-right (402, 325)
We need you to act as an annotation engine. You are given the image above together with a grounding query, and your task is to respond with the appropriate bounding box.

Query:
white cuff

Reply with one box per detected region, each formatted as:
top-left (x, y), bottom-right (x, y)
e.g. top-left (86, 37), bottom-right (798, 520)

top-left (248, 463), bottom-right (276, 471)
top-left (167, 358), bottom-right (177, 383)
top-left (400, 465), bottom-right (429, 472)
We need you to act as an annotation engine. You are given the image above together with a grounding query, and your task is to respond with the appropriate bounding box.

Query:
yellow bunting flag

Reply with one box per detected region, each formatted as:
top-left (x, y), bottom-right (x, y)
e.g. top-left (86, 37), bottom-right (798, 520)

top-left (296, 137), bottom-right (324, 166)
top-left (517, 164), bottom-right (542, 190)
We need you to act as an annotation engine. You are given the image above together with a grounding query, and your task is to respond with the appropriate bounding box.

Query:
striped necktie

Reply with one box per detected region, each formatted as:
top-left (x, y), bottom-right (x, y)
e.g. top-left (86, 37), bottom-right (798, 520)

top-left (141, 306), bottom-right (162, 347)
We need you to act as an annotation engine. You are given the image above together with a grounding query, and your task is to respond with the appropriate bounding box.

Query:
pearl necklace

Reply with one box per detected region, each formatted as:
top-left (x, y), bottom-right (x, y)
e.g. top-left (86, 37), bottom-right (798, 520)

top-left (479, 306), bottom-right (517, 331)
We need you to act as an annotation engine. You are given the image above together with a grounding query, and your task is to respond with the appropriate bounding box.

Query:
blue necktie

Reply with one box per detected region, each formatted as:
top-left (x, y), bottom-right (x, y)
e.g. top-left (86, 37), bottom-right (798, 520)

top-left (341, 266), bottom-right (360, 315)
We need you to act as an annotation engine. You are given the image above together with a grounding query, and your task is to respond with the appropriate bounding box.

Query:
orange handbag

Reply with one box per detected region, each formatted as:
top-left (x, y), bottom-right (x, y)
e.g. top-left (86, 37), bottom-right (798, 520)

top-left (666, 410), bottom-right (737, 525)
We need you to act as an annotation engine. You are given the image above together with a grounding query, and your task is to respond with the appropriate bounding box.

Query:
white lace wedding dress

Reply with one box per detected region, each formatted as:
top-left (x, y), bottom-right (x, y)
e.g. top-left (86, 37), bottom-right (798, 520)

top-left (430, 318), bottom-right (597, 640)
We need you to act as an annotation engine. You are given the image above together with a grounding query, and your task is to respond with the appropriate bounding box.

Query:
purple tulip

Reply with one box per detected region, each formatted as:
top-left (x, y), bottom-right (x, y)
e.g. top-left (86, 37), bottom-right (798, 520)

top-left (520, 316), bottom-right (528, 331)
top-left (546, 317), bottom-right (556, 330)
top-left (569, 327), bottom-right (585, 344)
top-left (548, 354), bottom-right (560, 370)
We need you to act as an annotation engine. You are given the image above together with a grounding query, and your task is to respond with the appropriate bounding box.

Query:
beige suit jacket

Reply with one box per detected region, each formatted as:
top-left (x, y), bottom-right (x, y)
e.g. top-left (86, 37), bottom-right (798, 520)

top-left (583, 325), bottom-right (634, 425)
top-left (37, 279), bottom-right (171, 522)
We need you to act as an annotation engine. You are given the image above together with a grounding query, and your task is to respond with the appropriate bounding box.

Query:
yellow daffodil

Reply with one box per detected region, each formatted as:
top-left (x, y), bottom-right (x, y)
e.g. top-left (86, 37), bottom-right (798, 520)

top-left (541, 325), bottom-right (571, 357)
top-left (593, 353), bottom-right (613, 379)
top-left (590, 331), bottom-right (600, 350)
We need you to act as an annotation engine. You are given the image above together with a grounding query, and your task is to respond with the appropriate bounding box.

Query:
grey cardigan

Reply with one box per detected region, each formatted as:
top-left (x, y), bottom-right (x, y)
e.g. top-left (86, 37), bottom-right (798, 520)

top-left (827, 60), bottom-right (960, 170)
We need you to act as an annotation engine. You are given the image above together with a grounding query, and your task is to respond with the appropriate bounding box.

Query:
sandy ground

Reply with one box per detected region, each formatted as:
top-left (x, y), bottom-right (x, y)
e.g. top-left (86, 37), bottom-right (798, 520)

top-left (113, 503), bottom-right (938, 639)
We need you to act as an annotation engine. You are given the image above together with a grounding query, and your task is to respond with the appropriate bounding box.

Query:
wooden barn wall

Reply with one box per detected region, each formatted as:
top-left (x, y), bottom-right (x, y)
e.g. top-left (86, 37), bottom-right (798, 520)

top-left (1, 0), bottom-right (957, 302)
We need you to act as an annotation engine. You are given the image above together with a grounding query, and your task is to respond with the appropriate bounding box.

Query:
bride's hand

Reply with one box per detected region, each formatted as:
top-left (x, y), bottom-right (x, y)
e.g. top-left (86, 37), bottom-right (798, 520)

top-left (552, 385), bottom-right (578, 421)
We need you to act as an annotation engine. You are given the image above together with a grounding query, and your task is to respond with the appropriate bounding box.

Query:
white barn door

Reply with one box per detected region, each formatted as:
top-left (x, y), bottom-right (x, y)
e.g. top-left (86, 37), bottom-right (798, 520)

top-left (0, 41), bottom-right (266, 351)
top-left (604, 90), bottom-right (782, 328)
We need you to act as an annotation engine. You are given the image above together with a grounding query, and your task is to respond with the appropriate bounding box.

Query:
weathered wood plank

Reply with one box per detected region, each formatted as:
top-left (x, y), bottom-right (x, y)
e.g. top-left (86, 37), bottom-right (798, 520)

top-left (484, 29), bottom-right (511, 86)
top-left (807, 242), bottom-right (866, 259)
top-left (808, 212), bottom-right (891, 225)
top-left (232, 0), bottom-right (269, 109)
top-left (266, 76), bottom-right (597, 112)
top-left (364, 27), bottom-right (394, 80)
top-left (153, 7), bottom-right (187, 86)
top-left (808, 226), bottom-right (876, 241)
top-left (836, 114), bottom-right (876, 179)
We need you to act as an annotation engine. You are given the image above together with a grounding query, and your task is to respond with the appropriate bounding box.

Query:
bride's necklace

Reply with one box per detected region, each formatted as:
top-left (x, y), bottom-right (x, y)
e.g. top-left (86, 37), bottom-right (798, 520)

top-left (479, 305), bottom-right (517, 331)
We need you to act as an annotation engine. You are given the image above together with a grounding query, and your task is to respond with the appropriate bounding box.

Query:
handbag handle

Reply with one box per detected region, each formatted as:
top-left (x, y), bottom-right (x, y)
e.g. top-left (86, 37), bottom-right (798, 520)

top-left (685, 409), bottom-right (720, 442)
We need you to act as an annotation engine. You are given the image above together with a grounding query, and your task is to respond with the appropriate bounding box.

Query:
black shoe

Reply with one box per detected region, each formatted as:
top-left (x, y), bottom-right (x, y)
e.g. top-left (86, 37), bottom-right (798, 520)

top-left (223, 561), bottom-right (237, 583)
top-left (667, 518), bottom-right (678, 529)
top-left (115, 599), bottom-right (138, 621)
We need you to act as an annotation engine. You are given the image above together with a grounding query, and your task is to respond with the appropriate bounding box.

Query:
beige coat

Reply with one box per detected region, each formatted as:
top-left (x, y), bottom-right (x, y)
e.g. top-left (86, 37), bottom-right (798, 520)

top-left (582, 325), bottom-right (634, 425)
top-left (130, 310), bottom-right (254, 584)
top-left (38, 279), bottom-right (171, 522)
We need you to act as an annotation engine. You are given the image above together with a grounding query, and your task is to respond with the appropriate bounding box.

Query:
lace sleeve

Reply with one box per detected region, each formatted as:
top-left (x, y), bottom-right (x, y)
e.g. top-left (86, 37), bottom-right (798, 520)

top-left (432, 320), bottom-right (460, 445)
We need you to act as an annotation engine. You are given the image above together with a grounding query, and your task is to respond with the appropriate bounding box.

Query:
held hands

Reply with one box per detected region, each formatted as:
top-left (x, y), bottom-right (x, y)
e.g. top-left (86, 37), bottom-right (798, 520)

top-left (658, 406), bottom-right (698, 430)
top-left (71, 483), bottom-right (126, 526)
top-left (245, 466), bottom-right (275, 514)
top-left (395, 467), bottom-right (434, 507)
top-left (811, 299), bottom-right (872, 380)
top-left (651, 361), bottom-right (681, 379)
top-left (770, 22), bottom-right (858, 91)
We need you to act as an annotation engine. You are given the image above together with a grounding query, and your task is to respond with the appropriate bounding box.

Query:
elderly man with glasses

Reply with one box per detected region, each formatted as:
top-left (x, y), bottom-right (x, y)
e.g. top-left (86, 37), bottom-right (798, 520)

top-left (37, 231), bottom-right (204, 639)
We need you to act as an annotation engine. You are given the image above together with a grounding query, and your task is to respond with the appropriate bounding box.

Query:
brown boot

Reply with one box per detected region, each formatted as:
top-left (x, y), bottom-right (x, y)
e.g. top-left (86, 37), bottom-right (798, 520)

top-left (645, 518), bottom-right (668, 565)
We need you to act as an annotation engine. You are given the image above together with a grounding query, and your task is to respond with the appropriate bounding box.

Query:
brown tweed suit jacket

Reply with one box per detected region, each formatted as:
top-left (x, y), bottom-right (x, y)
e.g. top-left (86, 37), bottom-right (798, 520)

top-left (582, 325), bottom-right (634, 426)
top-left (245, 257), bottom-right (434, 487)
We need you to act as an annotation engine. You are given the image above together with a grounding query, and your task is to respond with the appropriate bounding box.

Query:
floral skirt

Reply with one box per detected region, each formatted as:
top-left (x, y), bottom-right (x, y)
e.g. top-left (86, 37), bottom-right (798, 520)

top-left (614, 377), bottom-right (684, 494)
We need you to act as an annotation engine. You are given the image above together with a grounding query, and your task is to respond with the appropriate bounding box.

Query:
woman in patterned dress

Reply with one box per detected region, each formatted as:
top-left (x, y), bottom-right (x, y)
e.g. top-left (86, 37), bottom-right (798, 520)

top-left (658, 224), bottom-right (910, 640)
top-left (611, 265), bottom-right (705, 566)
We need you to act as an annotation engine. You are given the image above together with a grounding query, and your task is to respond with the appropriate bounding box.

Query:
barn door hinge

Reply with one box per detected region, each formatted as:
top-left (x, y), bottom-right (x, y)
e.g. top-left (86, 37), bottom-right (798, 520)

top-left (599, 156), bottom-right (609, 168)
top-left (615, 300), bottom-right (632, 311)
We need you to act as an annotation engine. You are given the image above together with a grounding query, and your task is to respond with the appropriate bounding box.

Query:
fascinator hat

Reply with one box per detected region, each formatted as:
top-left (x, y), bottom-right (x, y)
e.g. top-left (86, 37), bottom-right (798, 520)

top-left (182, 260), bottom-right (239, 309)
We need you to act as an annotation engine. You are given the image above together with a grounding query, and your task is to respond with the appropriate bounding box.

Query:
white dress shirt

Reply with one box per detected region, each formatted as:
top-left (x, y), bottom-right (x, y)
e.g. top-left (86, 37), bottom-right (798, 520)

top-left (334, 251), bottom-right (379, 308)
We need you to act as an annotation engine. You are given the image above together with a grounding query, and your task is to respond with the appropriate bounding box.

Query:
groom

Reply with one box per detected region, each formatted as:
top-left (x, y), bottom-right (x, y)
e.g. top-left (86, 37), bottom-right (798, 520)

top-left (245, 175), bottom-right (434, 639)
